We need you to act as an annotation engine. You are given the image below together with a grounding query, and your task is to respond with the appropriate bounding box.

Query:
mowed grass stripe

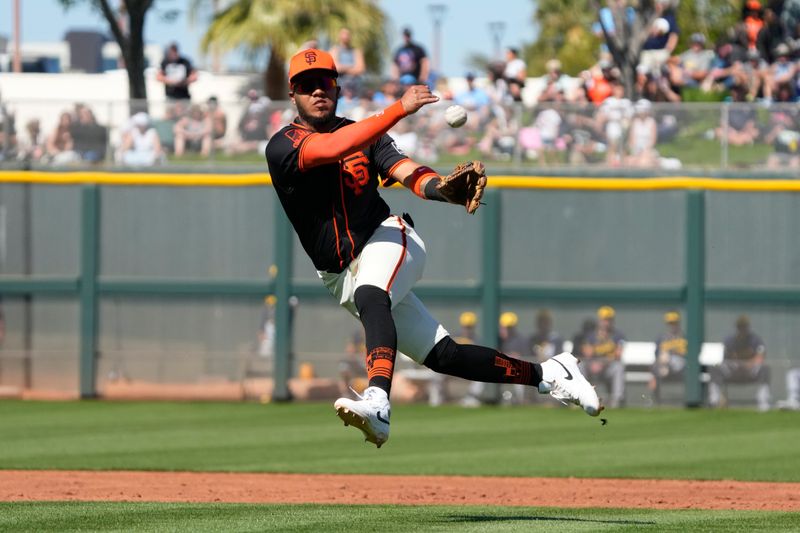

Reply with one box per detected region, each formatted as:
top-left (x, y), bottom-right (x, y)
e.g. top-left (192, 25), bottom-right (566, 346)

top-left (1, 503), bottom-right (799, 533)
top-left (1, 401), bottom-right (798, 481)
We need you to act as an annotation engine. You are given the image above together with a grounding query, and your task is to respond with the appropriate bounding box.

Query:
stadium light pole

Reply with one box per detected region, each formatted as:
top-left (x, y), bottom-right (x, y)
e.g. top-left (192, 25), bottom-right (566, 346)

top-left (12, 0), bottom-right (21, 73)
top-left (428, 4), bottom-right (448, 74)
top-left (488, 21), bottom-right (506, 61)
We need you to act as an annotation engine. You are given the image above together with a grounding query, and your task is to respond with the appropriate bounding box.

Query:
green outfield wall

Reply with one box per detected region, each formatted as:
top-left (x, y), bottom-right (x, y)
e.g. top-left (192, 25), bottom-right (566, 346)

top-left (0, 172), bottom-right (798, 405)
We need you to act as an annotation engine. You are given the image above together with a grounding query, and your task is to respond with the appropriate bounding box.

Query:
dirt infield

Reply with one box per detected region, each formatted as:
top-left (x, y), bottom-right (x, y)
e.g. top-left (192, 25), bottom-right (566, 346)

top-left (2, 471), bottom-right (799, 510)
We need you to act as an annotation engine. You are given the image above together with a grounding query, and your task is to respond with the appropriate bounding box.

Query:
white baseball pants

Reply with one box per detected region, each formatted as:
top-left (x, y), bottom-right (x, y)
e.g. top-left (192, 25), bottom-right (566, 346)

top-left (318, 215), bottom-right (449, 364)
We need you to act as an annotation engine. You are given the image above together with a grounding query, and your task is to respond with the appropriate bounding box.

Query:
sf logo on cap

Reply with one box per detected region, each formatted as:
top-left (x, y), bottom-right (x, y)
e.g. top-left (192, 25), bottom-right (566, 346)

top-left (304, 51), bottom-right (317, 65)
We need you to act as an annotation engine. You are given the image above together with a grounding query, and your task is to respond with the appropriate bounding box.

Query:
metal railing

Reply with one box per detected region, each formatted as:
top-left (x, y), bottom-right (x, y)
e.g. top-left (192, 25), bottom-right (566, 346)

top-left (1, 98), bottom-right (799, 174)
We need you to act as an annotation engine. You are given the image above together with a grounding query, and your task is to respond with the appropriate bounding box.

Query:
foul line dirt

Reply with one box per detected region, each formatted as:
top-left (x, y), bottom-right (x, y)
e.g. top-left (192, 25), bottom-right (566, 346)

top-left (1, 471), bottom-right (799, 511)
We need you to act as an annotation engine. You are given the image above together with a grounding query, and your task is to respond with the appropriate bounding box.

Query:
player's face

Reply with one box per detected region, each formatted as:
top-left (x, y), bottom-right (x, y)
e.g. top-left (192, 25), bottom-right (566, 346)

top-left (291, 74), bottom-right (340, 130)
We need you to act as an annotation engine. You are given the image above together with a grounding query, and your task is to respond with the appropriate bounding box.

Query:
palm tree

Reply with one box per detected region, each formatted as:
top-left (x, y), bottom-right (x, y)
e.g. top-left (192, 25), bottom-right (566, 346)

top-left (194, 0), bottom-right (387, 100)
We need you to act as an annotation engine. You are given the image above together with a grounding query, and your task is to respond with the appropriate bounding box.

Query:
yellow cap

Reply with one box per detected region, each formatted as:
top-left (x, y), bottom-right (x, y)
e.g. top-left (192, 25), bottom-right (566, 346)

top-left (597, 306), bottom-right (615, 319)
top-left (460, 311), bottom-right (477, 327)
top-left (265, 295), bottom-right (277, 306)
top-left (664, 311), bottom-right (680, 323)
top-left (499, 311), bottom-right (518, 328)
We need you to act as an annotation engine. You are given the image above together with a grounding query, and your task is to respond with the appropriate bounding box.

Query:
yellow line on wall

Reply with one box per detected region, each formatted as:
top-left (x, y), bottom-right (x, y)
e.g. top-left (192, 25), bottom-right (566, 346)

top-left (0, 172), bottom-right (272, 186)
top-left (1, 171), bottom-right (800, 192)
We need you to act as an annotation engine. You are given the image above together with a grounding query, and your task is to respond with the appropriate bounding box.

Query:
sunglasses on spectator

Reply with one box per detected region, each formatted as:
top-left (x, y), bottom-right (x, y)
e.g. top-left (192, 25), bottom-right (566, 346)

top-left (292, 76), bottom-right (337, 95)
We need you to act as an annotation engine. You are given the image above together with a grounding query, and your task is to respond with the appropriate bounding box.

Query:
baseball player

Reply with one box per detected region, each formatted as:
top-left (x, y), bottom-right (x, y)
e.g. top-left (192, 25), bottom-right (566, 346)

top-left (265, 48), bottom-right (602, 448)
top-left (649, 311), bottom-right (688, 404)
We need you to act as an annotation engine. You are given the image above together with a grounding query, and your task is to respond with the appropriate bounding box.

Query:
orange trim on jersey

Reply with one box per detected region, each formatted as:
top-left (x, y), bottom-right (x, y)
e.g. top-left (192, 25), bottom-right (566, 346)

top-left (338, 166), bottom-right (356, 261)
top-left (331, 204), bottom-right (344, 270)
top-left (297, 133), bottom-right (316, 172)
top-left (386, 216), bottom-right (408, 291)
top-left (382, 157), bottom-right (411, 187)
top-left (299, 101), bottom-right (407, 169)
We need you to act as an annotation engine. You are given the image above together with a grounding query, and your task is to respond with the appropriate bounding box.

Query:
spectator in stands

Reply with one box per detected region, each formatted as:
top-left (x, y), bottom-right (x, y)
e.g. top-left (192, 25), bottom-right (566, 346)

top-left (640, 0), bottom-right (680, 72)
top-left (597, 81), bottom-right (632, 166)
top-left (701, 39), bottom-right (740, 93)
top-left (18, 118), bottom-right (45, 163)
top-left (757, 4), bottom-right (788, 63)
top-left (46, 111), bottom-right (79, 165)
top-left (562, 94), bottom-right (608, 165)
top-left (206, 96), bottom-right (228, 152)
top-left (736, 49), bottom-right (772, 101)
top-left (329, 28), bottom-right (365, 92)
top-left (626, 99), bottom-right (659, 167)
top-left (119, 112), bottom-right (164, 167)
top-left (371, 80), bottom-right (400, 106)
top-left (70, 106), bottom-right (107, 163)
top-left (538, 59), bottom-right (571, 103)
top-left (640, 68), bottom-right (682, 103)
top-left (503, 47), bottom-right (527, 102)
top-left (776, 367), bottom-right (800, 410)
top-left (529, 309), bottom-right (564, 364)
top-left (649, 310), bottom-right (688, 404)
top-left (678, 33), bottom-right (716, 88)
top-left (229, 89), bottom-right (270, 154)
top-left (768, 43), bottom-right (797, 98)
top-left (764, 108), bottom-right (800, 168)
top-left (714, 83), bottom-right (760, 145)
top-left (151, 100), bottom-right (188, 155)
top-left (709, 314), bottom-right (771, 411)
top-left (527, 98), bottom-right (565, 165)
top-left (582, 305), bottom-right (626, 408)
top-left (454, 72), bottom-right (491, 119)
top-left (391, 28), bottom-right (429, 86)
top-left (738, 0), bottom-right (766, 52)
top-left (173, 104), bottom-right (212, 157)
top-left (582, 63), bottom-right (614, 104)
top-left (0, 96), bottom-right (17, 162)
top-left (156, 42), bottom-right (197, 101)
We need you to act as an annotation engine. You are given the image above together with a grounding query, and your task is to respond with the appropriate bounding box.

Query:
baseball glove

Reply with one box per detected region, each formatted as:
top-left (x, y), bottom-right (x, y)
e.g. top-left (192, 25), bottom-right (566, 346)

top-left (436, 160), bottom-right (487, 214)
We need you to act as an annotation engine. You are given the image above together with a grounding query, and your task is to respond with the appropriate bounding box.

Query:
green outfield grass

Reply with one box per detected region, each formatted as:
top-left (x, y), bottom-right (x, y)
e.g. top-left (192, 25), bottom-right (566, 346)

top-left (1, 400), bottom-right (799, 481)
top-left (1, 503), bottom-right (799, 533)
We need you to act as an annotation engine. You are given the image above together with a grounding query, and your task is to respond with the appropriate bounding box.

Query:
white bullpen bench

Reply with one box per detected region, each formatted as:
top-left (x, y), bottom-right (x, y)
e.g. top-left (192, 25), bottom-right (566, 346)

top-left (621, 341), bottom-right (724, 383)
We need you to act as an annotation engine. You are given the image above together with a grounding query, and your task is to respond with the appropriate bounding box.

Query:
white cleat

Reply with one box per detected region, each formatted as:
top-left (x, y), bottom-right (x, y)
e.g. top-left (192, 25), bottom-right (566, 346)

top-left (334, 386), bottom-right (391, 448)
top-left (539, 352), bottom-right (603, 417)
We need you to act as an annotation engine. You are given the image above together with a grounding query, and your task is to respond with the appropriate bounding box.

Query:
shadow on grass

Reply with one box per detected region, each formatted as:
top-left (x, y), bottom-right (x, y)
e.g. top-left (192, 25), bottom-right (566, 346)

top-left (444, 514), bottom-right (657, 526)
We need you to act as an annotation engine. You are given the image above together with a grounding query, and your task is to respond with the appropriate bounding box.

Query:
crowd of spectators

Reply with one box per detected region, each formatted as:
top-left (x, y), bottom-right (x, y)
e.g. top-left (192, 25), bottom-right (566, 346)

top-left (526, 0), bottom-right (800, 168)
top-left (5, 5), bottom-right (800, 169)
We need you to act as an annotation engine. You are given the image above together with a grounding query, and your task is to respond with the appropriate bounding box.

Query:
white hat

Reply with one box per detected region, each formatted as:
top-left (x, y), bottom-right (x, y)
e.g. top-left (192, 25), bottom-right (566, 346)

top-left (131, 112), bottom-right (149, 127)
top-left (653, 18), bottom-right (670, 34)
top-left (635, 99), bottom-right (652, 113)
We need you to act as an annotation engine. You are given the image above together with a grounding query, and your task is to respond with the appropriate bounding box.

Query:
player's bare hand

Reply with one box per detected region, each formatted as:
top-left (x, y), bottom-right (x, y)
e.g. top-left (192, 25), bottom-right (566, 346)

top-left (400, 85), bottom-right (439, 115)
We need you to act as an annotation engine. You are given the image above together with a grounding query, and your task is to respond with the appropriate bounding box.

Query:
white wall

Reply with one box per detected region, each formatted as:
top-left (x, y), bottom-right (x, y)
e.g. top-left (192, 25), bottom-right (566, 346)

top-left (0, 68), bottom-right (255, 145)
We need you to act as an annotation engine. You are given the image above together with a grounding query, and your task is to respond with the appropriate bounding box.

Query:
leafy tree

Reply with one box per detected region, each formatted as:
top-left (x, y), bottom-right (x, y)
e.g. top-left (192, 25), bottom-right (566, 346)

top-left (524, 0), bottom-right (600, 76)
top-left (674, 0), bottom-right (740, 50)
top-left (57, 0), bottom-right (178, 106)
top-left (526, 0), bottom-right (742, 96)
top-left (194, 0), bottom-right (387, 100)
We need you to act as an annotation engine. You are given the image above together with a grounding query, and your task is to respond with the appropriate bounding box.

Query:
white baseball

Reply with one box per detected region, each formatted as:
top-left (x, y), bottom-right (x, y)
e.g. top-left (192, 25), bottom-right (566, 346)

top-left (445, 104), bottom-right (468, 128)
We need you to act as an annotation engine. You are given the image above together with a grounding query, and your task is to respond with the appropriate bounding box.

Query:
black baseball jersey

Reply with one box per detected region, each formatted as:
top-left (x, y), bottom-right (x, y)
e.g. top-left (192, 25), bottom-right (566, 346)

top-left (266, 117), bottom-right (408, 273)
